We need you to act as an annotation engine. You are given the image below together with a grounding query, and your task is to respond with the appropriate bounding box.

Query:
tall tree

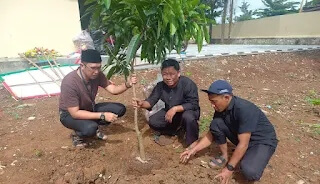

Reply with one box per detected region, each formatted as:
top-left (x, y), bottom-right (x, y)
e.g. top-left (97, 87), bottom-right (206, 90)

top-left (221, 0), bottom-right (228, 43)
top-left (304, 0), bottom-right (320, 7)
top-left (235, 1), bottom-right (254, 22)
top-left (85, 0), bottom-right (209, 162)
top-left (200, 0), bottom-right (224, 41)
top-left (255, 0), bottom-right (299, 18)
top-left (228, 0), bottom-right (234, 39)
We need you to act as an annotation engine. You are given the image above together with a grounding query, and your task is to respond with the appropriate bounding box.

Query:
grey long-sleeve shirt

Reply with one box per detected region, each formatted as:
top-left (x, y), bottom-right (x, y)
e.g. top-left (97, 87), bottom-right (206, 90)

top-left (145, 76), bottom-right (200, 112)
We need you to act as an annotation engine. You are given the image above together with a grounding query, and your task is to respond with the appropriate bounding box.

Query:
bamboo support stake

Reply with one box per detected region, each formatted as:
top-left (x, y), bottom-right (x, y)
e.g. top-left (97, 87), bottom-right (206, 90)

top-left (27, 70), bottom-right (51, 97)
top-left (19, 54), bottom-right (60, 86)
top-left (43, 54), bottom-right (62, 80)
top-left (52, 58), bottom-right (66, 77)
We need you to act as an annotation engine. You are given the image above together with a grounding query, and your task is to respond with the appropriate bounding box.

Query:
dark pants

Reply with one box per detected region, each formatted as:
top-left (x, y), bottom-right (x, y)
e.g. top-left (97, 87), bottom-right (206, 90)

top-left (149, 108), bottom-right (199, 146)
top-left (210, 118), bottom-right (276, 181)
top-left (59, 102), bottom-right (126, 137)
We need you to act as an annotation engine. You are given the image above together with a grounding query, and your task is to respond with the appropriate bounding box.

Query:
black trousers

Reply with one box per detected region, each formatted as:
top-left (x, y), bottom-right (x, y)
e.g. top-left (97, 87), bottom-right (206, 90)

top-left (149, 108), bottom-right (200, 146)
top-left (210, 118), bottom-right (276, 181)
top-left (59, 102), bottom-right (126, 138)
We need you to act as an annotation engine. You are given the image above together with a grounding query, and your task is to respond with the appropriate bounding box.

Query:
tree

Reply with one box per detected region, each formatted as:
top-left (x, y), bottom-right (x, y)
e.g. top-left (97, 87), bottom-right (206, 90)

top-left (235, 1), bottom-right (254, 22)
top-left (221, 0), bottom-right (228, 43)
top-left (200, 0), bottom-right (224, 41)
top-left (228, 0), bottom-right (234, 39)
top-left (304, 0), bottom-right (320, 7)
top-left (255, 0), bottom-right (299, 18)
top-left (85, 0), bottom-right (209, 162)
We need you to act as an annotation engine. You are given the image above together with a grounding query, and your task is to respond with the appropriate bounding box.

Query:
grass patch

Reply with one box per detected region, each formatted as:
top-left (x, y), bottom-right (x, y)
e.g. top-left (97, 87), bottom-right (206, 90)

top-left (34, 149), bottom-right (44, 157)
top-left (297, 120), bottom-right (320, 135)
top-left (199, 116), bottom-right (212, 133)
top-left (306, 89), bottom-right (320, 106)
top-left (185, 71), bottom-right (192, 77)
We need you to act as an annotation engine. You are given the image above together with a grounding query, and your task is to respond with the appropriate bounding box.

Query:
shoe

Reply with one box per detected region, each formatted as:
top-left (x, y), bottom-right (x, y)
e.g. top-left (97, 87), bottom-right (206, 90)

top-left (70, 133), bottom-right (87, 148)
top-left (96, 128), bottom-right (108, 140)
top-left (154, 135), bottom-right (175, 146)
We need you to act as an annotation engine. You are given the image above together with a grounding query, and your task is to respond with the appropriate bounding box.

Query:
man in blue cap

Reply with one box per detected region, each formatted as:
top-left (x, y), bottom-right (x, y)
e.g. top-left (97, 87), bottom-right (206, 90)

top-left (180, 80), bottom-right (278, 183)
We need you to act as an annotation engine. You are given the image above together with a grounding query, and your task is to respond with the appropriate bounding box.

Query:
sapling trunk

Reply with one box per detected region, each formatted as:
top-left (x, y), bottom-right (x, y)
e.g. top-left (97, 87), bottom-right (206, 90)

top-left (131, 61), bottom-right (146, 161)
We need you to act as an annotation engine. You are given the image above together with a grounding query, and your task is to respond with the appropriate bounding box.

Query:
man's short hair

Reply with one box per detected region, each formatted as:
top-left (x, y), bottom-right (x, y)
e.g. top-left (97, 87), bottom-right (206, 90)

top-left (81, 49), bottom-right (102, 63)
top-left (161, 58), bottom-right (180, 71)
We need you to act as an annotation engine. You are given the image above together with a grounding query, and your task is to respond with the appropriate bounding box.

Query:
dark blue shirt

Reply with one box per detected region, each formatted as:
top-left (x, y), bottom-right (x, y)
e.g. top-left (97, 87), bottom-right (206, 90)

top-left (145, 76), bottom-right (200, 112)
top-left (213, 96), bottom-right (278, 148)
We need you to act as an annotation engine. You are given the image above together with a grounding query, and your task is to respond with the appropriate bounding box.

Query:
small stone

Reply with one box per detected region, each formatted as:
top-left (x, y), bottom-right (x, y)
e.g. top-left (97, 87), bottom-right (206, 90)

top-left (10, 160), bottom-right (18, 166)
top-left (310, 152), bottom-right (314, 155)
top-left (221, 60), bottom-right (228, 65)
top-left (296, 179), bottom-right (305, 184)
top-left (99, 174), bottom-right (103, 178)
top-left (61, 146), bottom-right (68, 149)
top-left (28, 117), bottom-right (36, 121)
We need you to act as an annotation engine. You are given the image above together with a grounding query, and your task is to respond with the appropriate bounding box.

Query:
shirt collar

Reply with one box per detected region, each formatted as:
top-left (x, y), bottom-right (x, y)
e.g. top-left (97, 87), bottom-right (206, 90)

top-left (227, 96), bottom-right (235, 111)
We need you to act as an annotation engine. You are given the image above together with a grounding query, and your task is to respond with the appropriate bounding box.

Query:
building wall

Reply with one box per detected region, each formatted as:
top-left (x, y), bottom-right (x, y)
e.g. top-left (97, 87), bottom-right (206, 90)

top-left (212, 11), bottom-right (320, 39)
top-left (0, 0), bottom-right (81, 58)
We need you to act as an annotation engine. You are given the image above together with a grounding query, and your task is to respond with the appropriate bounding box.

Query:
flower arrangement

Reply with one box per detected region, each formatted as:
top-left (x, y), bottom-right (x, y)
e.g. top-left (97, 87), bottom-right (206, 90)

top-left (24, 47), bottom-right (59, 61)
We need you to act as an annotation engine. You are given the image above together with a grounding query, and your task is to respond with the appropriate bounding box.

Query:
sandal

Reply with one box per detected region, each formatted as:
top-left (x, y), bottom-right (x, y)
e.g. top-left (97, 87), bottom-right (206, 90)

top-left (96, 129), bottom-right (108, 140)
top-left (208, 156), bottom-right (227, 169)
top-left (70, 133), bottom-right (87, 148)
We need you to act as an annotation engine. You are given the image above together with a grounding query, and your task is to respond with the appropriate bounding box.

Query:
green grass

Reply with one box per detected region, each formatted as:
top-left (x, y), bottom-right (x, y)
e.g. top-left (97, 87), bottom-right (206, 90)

top-left (185, 71), bottom-right (192, 77)
top-left (308, 98), bottom-right (320, 105)
top-left (306, 89), bottom-right (320, 105)
top-left (34, 149), bottom-right (43, 157)
top-left (297, 120), bottom-right (320, 135)
top-left (199, 116), bottom-right (212, 133)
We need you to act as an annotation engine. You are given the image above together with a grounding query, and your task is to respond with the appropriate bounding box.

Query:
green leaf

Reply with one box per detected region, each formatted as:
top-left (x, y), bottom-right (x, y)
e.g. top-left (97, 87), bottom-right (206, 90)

top-left (84, 0), bottom-right (96, 6)
top-left (125, 34), bottom-right (141, 69)
top-left (103, 63), bottom-right (117, 79)
top-left (203, 25), bottom-right (210, 43)
top-left (104, 0), bottom-right (111, 10)
top-left (170, 22), bottom-right (177, 36)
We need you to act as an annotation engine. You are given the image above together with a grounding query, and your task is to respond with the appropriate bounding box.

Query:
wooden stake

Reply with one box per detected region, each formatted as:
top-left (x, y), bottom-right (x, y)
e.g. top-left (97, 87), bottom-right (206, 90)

top-left (43, 54), bottom-right (62, 80)
top-left (19, 54), bottom-right (60, 86)
top-left (26, 70), bottom-right (51, 97)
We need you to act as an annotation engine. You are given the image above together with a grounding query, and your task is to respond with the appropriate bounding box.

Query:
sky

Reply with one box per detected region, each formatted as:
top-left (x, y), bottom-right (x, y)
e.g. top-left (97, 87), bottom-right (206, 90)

top-left (234, 0), bottom-right (302, 16)
top-left (213, 0), bottom-right (303, 23)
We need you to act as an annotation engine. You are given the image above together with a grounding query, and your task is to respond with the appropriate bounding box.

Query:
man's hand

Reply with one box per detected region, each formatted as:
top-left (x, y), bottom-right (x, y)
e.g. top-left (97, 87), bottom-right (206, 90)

top-left (132, 98), bottom-right (143, 108)
top-left (165, 107), bottom-right (177, 123)
top-left (104, 112), bottom-right (118, 122)
top-left (214, 167), bottom-right (234, 184)
top-left (179, 149), bottom-right (196, 164)
top-left (126, 74), bottom-right (137, 88)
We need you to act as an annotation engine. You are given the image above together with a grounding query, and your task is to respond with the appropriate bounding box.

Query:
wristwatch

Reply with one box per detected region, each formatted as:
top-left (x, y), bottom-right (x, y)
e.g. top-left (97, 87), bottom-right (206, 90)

top-left (226, 163), bottom-right (235, 171)
top-left (100, 113), bottom-right (105, 121)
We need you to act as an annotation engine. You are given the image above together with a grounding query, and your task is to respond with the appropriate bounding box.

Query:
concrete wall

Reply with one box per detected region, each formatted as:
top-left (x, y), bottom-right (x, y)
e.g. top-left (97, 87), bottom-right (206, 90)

top-left (0, 0), bottom-right (81, 58)
top-left (212, 11), bottom-right (320, 39)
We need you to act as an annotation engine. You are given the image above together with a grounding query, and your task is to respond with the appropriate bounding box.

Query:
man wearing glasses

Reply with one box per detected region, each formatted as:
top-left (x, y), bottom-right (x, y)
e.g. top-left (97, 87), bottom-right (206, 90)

top-left (59, 49), bottom-right (136, 148)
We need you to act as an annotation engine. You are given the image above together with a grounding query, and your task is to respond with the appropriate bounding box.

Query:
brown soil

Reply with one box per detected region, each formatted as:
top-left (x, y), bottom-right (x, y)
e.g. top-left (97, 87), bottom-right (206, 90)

top-left (0, 51), bottom-right (319, 184)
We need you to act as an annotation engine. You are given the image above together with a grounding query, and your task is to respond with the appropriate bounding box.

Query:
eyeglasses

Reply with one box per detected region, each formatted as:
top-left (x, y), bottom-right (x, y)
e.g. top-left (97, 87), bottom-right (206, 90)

top-left (83, 63), bottom-right (101, 72)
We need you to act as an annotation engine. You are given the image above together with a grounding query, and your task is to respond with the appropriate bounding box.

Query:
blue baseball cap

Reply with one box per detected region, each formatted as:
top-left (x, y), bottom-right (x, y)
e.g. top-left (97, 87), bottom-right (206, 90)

top-left (201, 80), bottom-right (233, 95)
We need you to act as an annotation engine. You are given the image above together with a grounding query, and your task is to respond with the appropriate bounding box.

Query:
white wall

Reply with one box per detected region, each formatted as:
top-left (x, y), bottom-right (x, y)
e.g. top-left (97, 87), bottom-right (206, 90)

top-left (0, 0), bottom-right (81, 58)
